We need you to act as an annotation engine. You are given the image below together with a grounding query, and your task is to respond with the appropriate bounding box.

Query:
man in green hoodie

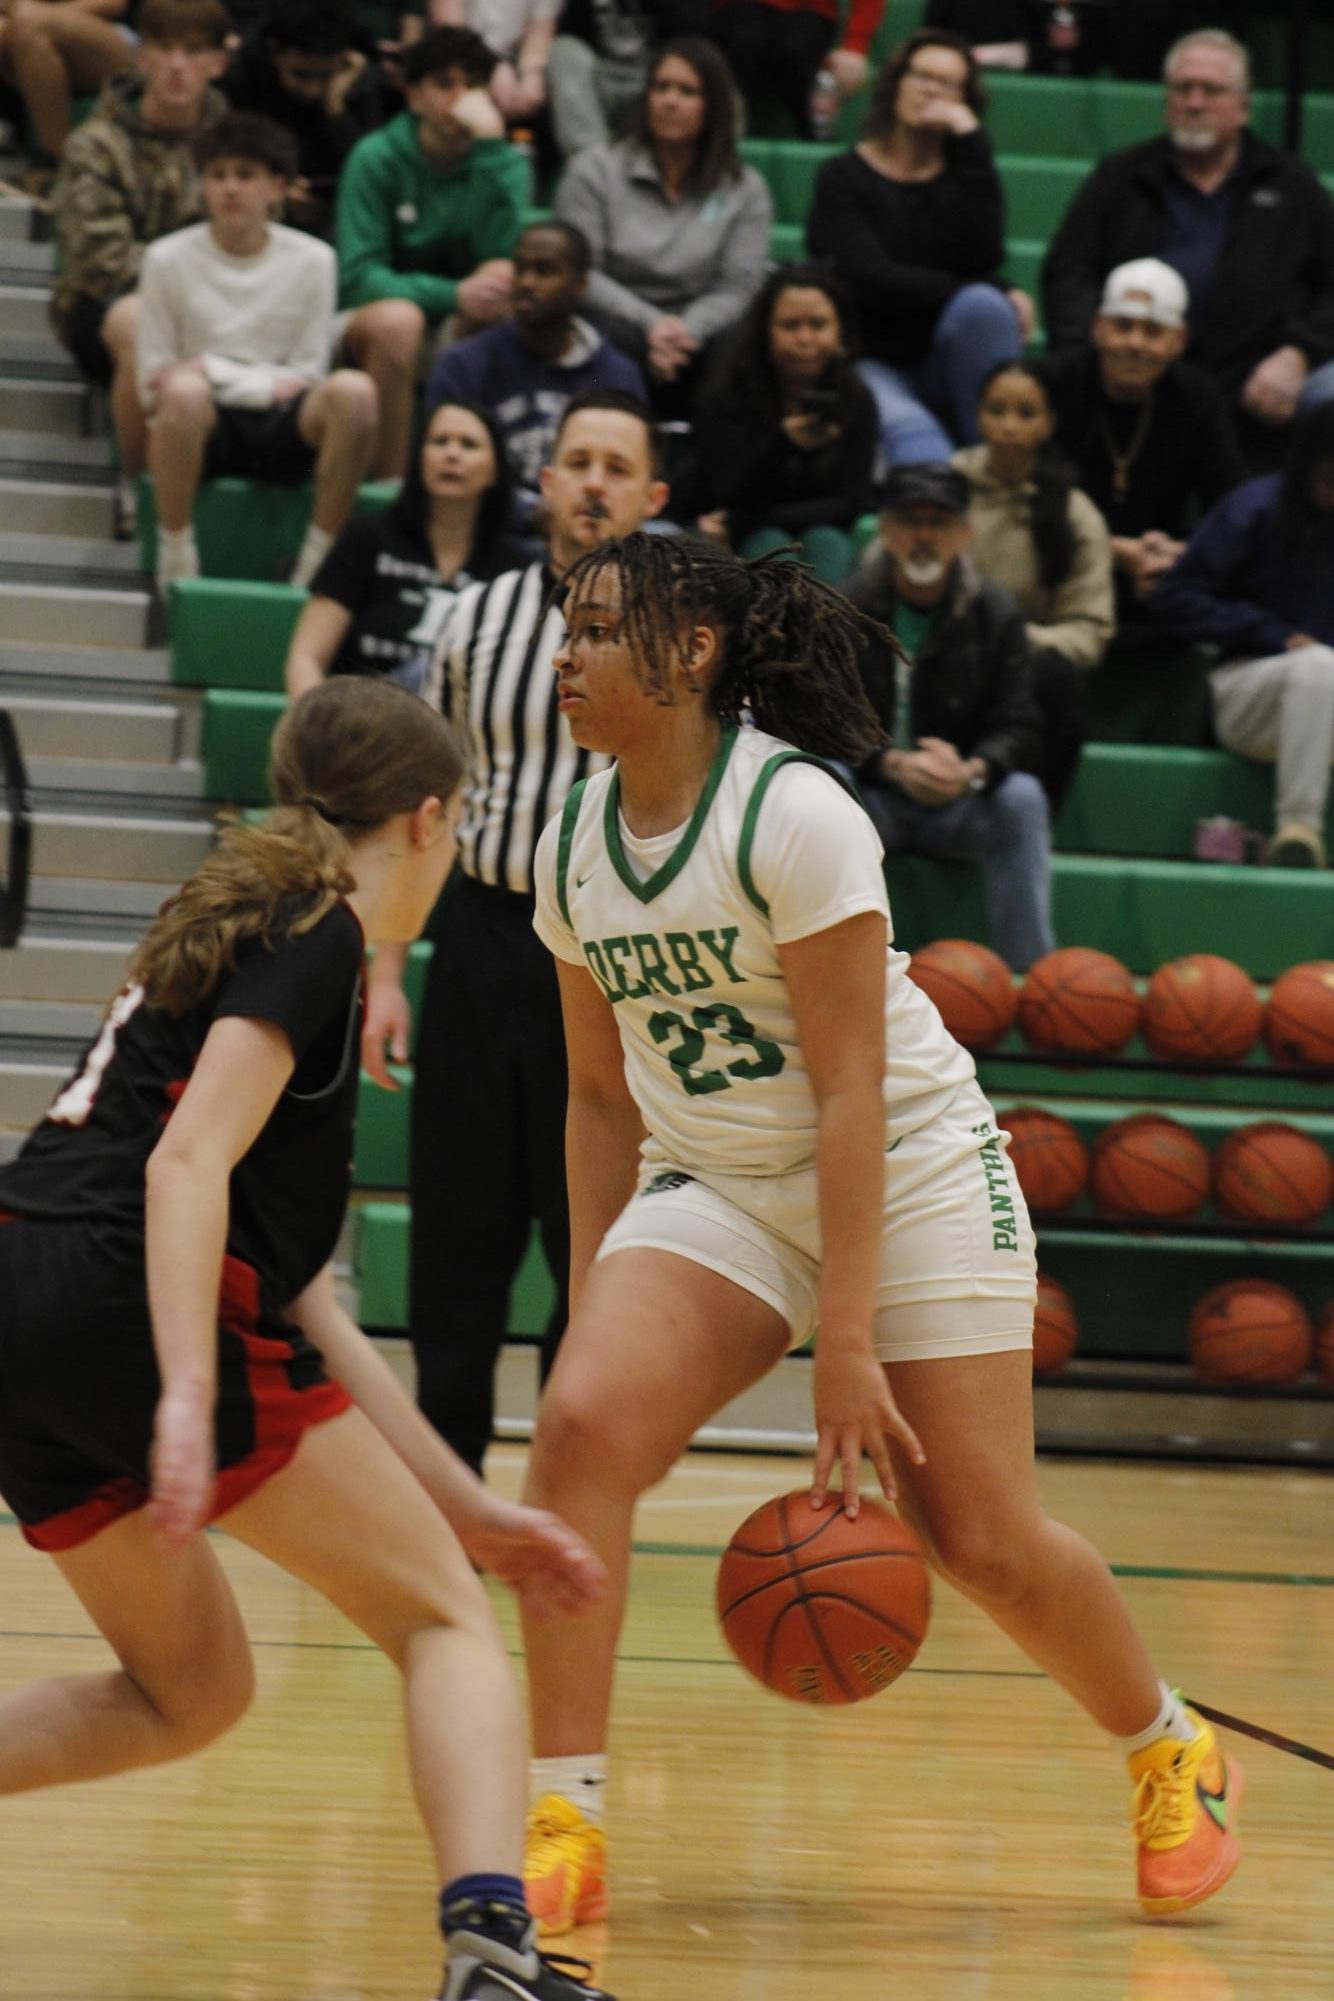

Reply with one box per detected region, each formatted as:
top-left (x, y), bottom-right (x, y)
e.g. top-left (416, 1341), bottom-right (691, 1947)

top-left (336, 25), bottom-right (529, 479)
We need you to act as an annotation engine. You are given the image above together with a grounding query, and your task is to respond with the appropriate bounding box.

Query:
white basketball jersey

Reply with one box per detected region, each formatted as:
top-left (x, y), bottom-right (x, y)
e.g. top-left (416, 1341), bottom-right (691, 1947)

top-left (533, 724), bottom-right (976, 1178)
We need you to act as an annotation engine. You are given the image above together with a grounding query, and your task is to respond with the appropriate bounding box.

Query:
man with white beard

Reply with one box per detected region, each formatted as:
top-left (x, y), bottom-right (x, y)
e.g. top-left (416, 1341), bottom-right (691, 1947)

top-left (840, 462), bottom-right (1054, 972)
top-left (1041, 28), bottom-right (1334, 467)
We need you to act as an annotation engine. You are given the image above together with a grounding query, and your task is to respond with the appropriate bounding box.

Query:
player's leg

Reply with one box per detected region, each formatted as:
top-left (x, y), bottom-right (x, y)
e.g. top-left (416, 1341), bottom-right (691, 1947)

top-left (885, 1348), bottom-right (1241, 1913)
top-left (0, 1509), bottom-right (254, 1794)
top-left (218, 1403), bottom-right (607, 1998)
top-left (520, 1247), bottom-right (790, 1932)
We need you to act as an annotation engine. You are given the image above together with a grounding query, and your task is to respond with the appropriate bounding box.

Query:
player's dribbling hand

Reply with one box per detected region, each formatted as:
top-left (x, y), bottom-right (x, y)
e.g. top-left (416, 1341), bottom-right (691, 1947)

top-left (148, 1382), bottom-right (216, 1547)
top-left (811, 1347), bottom-right (925, 1518)
top-left (455, 1495), bottom-right (609, 1620)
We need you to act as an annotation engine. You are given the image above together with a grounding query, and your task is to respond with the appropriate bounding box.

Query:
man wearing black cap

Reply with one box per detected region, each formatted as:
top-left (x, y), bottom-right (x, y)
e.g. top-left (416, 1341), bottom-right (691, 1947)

top-left (841, 461), bottom-right (1054, 970)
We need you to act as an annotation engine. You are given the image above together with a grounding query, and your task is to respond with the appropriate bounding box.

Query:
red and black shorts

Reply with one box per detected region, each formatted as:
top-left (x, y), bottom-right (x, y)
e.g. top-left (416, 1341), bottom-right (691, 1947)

top-left (0, 1213), bottom-right (351, 1552)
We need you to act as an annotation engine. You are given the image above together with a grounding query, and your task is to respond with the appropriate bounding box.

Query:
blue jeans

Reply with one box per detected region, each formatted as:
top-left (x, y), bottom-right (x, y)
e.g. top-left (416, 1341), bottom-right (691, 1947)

top-left (858, 282), bottom-right (1023, 465)
top-left (860, 770), bottom-right (1055, 972)
top-left (1299, 357), bottom-right (1334, 414)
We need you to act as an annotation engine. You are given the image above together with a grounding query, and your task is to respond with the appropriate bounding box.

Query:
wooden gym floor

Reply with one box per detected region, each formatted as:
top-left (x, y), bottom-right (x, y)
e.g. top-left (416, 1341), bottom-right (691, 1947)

top-left (2, 1448), bottom-right (1332, 2001)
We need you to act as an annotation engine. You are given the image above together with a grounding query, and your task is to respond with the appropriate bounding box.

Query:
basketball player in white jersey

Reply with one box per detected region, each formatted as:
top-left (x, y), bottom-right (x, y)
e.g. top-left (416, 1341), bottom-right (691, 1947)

top-left (518, 534), bottom-right (1243, 1937)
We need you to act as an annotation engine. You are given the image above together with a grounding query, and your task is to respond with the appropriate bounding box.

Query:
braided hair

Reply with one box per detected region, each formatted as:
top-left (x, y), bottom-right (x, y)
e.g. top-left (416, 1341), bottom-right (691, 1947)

top-left (559, 533), bottom-right (891, 764)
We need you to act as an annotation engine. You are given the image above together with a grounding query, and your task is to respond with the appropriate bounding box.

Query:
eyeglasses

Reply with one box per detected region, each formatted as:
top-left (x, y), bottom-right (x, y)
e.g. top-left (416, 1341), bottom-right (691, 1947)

top-left (903, 63), bottom-right (966, 96)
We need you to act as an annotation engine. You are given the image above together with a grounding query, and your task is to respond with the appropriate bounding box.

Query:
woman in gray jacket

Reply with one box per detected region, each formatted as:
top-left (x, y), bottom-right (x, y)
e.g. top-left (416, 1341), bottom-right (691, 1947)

top-left (553, 35), bottom-right (772, 408)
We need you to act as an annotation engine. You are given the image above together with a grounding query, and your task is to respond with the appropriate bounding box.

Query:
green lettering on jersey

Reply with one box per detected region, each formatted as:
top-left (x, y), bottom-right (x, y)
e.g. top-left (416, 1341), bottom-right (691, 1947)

top-left (582, 941), bottom-right (619, 1003)
top-left (665, 931), bottom-right (712, 993)
top-left (631, 933), bottom-right (681, 997)
top-left (698, 925), bottom-right (744, 985)
top-left (602, 936), bottom-right (649, 1000)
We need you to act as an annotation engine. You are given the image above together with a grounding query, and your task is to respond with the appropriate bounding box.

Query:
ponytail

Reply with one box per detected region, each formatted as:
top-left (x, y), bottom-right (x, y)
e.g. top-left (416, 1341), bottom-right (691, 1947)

top-left (130, 677), bottom-right (464, 1014)
top-left (1029, 446), bottom-right (1077, 590)
top-left (559, 534), bottom-right (890, 764)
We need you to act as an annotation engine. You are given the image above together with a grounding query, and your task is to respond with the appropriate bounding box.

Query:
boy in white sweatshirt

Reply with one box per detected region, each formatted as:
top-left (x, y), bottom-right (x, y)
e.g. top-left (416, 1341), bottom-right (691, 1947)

top-left (137, 110), bottom-right (378, 592)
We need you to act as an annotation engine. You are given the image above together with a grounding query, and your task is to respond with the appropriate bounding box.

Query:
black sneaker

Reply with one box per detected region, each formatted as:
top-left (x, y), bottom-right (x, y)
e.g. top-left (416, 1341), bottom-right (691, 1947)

top-left (438, 1898), bottom-right (613, 2001)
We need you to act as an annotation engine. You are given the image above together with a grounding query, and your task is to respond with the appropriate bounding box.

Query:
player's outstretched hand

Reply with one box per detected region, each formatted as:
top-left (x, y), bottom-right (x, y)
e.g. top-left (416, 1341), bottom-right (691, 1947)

top-left (457, 1495), bottom-right (609, 1620)
top-left (811, 1346), bottom-right (925, 1518)
top-left (148, 1383), bottom-right (216, 1547)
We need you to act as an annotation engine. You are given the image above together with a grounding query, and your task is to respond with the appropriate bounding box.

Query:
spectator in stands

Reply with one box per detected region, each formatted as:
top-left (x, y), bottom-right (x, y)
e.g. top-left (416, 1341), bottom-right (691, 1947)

top-left (553, 35), bottom-right (772, 408)
top-left (1, 0), bottom-right (135, 193)
top-left (137, 112), bottom-right (378, 592)
top-left (362, 390), bottom-right (669, 1472)
top-left (1041, 29), bottom-right (1334, 468)
top-left (954, 358), bottom-right (1113, 811)
top-left (707, 0), bottom-right (881, 141)
top-left (285, 399), bottom-right (523, 698)
top-left (806, 27), bottom-right (1026, 467)
top-left (424, 219), bottom-right (646, 528)
top-left (544, 0), bottom-right (701, 158)
top-left (220, 0), bottom-right (392, 241)
top-left (335, 26), bottom-right (529, 479)
top-left (841, 460), bottom-right (1053, 970)
top-left (48, 0), bottom-right (230, 541)
top-left (1150, 400), bottom-right (1334, 869)
top-left (1041, 258), bottom-right (1247, 624)
top-left (679, 261), bottom-right (876, 582)
top-left (427, 0), bottom-right (558, 128)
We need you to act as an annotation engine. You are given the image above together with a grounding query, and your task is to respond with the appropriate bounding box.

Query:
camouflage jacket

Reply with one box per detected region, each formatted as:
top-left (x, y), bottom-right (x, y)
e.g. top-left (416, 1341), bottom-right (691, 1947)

top-left (50, 72), bottom-right (226, 330)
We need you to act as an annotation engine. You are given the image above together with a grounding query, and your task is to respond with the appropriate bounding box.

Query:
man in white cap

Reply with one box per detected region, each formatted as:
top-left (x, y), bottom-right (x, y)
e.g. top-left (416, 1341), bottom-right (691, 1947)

top-left (1040, 256), bottom-right (1246, 613)
top-left (1041, 28), bottom-right (1334, 465)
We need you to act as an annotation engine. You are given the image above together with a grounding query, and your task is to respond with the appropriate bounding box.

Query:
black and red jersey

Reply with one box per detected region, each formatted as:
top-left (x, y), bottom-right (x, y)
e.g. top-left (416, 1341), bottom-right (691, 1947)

top-left (0, 901), bottom-right (364, 1309)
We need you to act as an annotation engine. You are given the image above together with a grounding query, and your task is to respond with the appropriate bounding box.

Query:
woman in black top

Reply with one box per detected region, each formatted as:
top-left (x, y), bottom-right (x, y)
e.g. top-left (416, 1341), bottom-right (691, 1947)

top-left (682, 262), bottom-right (877, 583)
top-left (805, 28), bottom-right (1026, 467)
top-left (0, 676), bottom-right (609, 2001)
top-left (284, 398), bottom-right (524, 700)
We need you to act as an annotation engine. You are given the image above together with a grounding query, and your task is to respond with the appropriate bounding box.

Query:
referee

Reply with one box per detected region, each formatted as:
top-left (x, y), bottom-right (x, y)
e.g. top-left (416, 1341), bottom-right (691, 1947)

top-left (364, 389), bottom-right (668, 1471)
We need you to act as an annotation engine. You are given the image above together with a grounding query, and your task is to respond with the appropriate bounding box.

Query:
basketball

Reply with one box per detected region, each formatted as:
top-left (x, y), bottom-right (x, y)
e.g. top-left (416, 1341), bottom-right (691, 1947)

top-left (1188, 1279), bottom-right (1313, 1386)
top-left (1017, 947), bottom-right (1141, 1056)
top-left (1263, 961), bottom-right (1334, 1066)
top-left (1032, 1272), bottom-right (1078, 1373)
top-left (907, 938), bottom-right (1017, 1050)
top-left (999, 1106), bottom-right (1088, 1211)
top-left (1089, 1113), bottom-right (1212, 1221)
top-left (1141, 954), bottom-right (1262, 1063)
top-left (716, 1491), bottom-right (931, 1705)
top-left (1213, 1121), bottom-right (1334, 1226)
top-left (1315, 1303), bottom-right (1334, 1387)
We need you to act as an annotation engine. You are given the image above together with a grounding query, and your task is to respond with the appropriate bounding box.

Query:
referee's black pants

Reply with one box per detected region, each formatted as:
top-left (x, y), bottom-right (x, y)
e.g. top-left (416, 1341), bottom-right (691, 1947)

top-left (408, 873), bottom-right (570, 1474)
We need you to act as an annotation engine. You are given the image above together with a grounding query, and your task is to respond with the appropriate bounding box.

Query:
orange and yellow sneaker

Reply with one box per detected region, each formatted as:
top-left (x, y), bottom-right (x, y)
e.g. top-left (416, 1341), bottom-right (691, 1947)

top-left (524, 1794), bottom-right (609, 1940)
top-left (1130, 1709), bottom-right (1244, 1916)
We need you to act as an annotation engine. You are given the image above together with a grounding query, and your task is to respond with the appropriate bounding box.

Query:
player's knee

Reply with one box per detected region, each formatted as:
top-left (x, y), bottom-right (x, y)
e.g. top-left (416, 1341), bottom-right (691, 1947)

top-left (138, 1638), bottom-right (255, 1759)
top-left (919, 1511), bottom-right (1031, 1607)
top-left (532, 1378), bottom-right (665, 1496)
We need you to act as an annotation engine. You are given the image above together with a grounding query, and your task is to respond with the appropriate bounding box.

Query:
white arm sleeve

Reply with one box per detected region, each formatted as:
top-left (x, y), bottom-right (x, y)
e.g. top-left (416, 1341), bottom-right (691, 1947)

top-left (748, 764), bottom-right (891, 945)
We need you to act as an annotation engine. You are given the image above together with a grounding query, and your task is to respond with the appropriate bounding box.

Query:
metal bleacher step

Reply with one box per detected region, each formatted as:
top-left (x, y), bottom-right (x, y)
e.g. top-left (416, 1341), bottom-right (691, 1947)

top-left (0, 377), bottom-right (87, 435)
top-left (29, 754), bottom-right (204, 802)
top-left (0, 195), bottom-right (37, 243)
top-left (0, 934), bottom-right (131, 1003)
top-left (0, 431), bottom-right (114, 484)
top-left (0, 528), bottom-right (141, 583)
top-left (0, 285), bottom-right (51, 339)
top-left (0, 581), bottom-right (149, 647)
top-left (0, 237), bottom-right (54, 280)
top-left (0, 997), bottom-right (102, 1043)
top-left (0, 639), bottom-right (170, 685)
top-left (26, 876), bottom-right (173, 924)
top-left (0, 333), bottom-right (82, 383)
top-left (0, 477), bottom-right (113, 537)
top-left (11, 807), bottom-right (214, 884)
top-left (0, 1055), bottom-right (68, 1128)
top-left (1, 695), bottom-right (180, 764)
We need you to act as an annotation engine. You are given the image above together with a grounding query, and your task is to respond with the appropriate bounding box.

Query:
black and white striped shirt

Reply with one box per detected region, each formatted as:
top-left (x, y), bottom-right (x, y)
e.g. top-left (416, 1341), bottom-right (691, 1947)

top-left (425, 562), bottom-right (610, 896)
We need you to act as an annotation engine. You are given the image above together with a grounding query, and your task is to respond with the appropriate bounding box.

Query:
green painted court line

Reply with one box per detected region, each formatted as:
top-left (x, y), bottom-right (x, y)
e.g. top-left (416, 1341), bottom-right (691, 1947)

top-left (5, 1516), bottom-right (1333, 1591)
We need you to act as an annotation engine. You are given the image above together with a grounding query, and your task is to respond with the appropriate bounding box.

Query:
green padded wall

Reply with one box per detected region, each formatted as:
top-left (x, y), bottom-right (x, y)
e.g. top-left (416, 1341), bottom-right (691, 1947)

top-left (143, 477), bottom-right (395, 582)
top-left (354, 1204), bottom-right (556, 1332)
top-left (173, 580), bottom-right (302, 690)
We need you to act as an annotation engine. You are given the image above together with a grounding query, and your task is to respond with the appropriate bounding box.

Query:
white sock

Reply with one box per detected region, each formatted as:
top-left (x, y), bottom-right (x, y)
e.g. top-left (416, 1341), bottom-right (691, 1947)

top-left (530, 1752), bottom-right (608, 1824)
top-left (1116, 1681), bottom-right (1198, 1756)
top-left (290, 522), bottom-right (334, 589)
top-left (156, 525), bottom-right (199, 590)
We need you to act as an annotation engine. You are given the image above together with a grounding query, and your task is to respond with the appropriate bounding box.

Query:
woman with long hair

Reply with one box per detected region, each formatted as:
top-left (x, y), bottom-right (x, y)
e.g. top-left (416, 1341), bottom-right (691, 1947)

top-left (806, 27), bottom-right (1028, 465)
top-left (285, 399), bottom-right (524, 701)
top-left (515, 532), bottom-right (1241, 1941)
top-left (955, 357), bottom-right (1115, 810)
top-left (0, 676), bottom-right (611, 2001)
top-left (553, 35), bottom-right (772, 406)
top-left (682, 261), bottom-right (878, 582)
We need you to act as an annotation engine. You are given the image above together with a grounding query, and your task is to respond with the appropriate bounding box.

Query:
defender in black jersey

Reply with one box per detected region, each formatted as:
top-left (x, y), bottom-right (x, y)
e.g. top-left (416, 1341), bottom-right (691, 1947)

top-left (0, 678), bottom-right (614, 2001)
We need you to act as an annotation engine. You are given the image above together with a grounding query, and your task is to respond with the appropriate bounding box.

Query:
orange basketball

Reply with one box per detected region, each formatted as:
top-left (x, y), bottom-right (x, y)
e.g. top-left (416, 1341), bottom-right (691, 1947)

top-left (999, 1106), bottom-right (1088, 1212)
top-left (907, 938), bottom-right (1017, 1050)
top-left (1089, 1113), bottom-right (1212, 1221)
top-left (1188, 1279), bottom-right (1312, 1386)
top-left (1141, 954), bottom-right (1263, 1063)
top-left (716, 1492), bottom-right (931, 1705)
top-left (1263, 961), bottom-right (1334, 1066)
top-left (1315, 1303), bottom-right (1334, 1387)
top-left (1032, 1272), bottom-right (1078, 1373)
top-left (1213, 1121), bottom-right (1334, 1226)
top-left (1017, 947), bottom-right (1141, 1056)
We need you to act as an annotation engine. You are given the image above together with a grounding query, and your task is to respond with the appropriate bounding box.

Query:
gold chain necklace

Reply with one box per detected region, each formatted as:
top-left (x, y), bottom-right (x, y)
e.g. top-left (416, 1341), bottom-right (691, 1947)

top-left (1100, 391), bottom-right (1155, 501)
